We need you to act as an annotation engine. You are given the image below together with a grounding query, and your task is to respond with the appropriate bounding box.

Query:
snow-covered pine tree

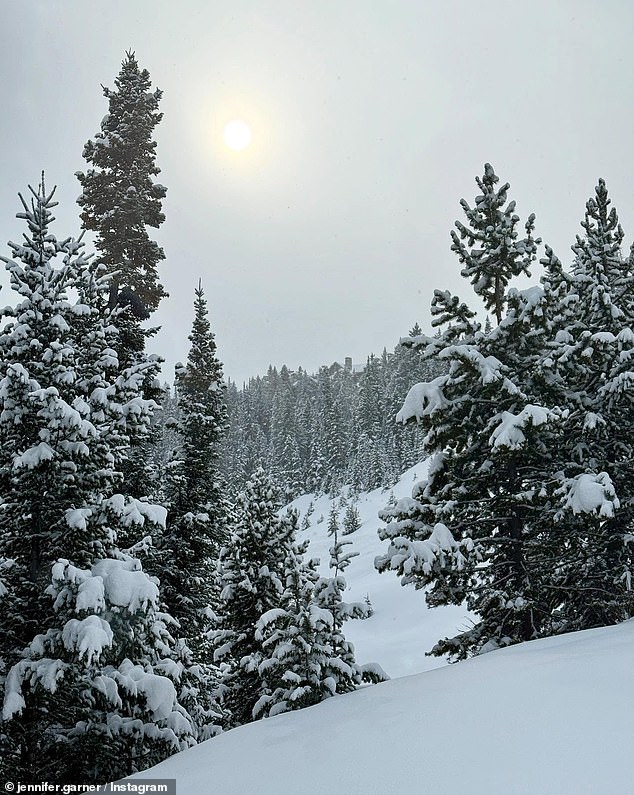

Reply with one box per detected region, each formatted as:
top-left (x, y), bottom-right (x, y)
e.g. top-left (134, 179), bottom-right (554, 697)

top-left (301, 500), bottom-right (315, 531)
top-left (0, 182), bottom-right (199, 784)
top-left (342, 502), bottom-right (361, 535)
top-left (209, 468), bottom-right (287, 728)
top-left (76, 51), bottom-right (167, 362)
top-left (317, 366), bottom-right (348, 492)
top-left (313, 516), bottom-right (386, 688)
top-left (352, 355), bottom-right (388, 490)
top-left (159, 282), bottom-right (230, 653)
top-left (541, 180), bottom-right (634, 631)
top-left (270, 365), bottom-right (303, 498)
top-left (376, 165), bottom-right (556, 660)
top-left (252, 512), bottom-right (334, 718)
top-left (451, 162), bottom-right (535, 325)
top-left (254, 509), bottom-right (385, 719)
top-left (327, 504), bottom-right (341, 537)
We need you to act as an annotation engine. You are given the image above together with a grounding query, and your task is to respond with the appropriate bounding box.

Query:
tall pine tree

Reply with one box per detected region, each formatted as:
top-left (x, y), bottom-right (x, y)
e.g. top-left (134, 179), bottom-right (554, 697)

top-left (209, 468), bottom-right (287, 728)
top-left (376, 164), bottom-right (552, 659)
top-left (76, 51), bottom-right (167, 363)
top-left (0, 182), bottom-right (199, 784)
top-left (540, 180), bottom-right (634, 631)
top-left (159, 282), bottom-right (230, 653)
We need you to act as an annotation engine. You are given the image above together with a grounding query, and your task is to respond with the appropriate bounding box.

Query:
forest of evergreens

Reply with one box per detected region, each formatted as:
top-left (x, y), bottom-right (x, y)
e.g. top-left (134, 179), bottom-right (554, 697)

top-left (2, 51), bottom-right (634, 787)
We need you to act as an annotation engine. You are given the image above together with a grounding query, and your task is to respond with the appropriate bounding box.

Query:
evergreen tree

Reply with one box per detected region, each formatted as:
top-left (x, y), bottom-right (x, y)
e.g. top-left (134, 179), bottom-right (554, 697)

top-left (343, 503), bottom-right (361, 535)
top-left (159, 282), bottom-right (229, 652)
top-left (541, 180), bottom-right (634, 631)
top-left (252, 516), bottom-right (334, 718)
top-left (209, 468), bottom-right (287, 728)
top-left (254, 510), bottom-right (385, 719)
top-left (76, 51), bottom-right (167, 362)
top-left (0, 182), bottom-right (198, 783)
top-left (313, 518), bottom-right (385, 689)
top-left (327, 504), bottom-right (341, 537)
top-left (451, 162), bottom-right (538, 324)
top-left (317, 367), bottom-right (348, 492)
top-left (376, 165), bottom-right (552, 660)
top-left (76, 52), bottom-right (168, 507)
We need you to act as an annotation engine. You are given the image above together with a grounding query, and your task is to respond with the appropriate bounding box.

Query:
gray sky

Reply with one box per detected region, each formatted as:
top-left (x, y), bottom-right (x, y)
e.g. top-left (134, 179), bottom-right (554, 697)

top-left (1, 0), bottom-right (633, 385)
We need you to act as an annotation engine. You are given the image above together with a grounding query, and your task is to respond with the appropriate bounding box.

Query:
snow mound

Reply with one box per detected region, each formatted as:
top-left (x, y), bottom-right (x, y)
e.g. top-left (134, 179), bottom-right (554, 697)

top-left (135, 620), bottom-right (634, 794)
top-left (91, 558), bottom-right (159, 612)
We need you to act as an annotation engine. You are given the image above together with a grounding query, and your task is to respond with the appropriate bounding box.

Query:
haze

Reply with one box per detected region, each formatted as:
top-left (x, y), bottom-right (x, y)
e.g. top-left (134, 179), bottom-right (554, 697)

top-left (0, 0), bottom-right (632, 385)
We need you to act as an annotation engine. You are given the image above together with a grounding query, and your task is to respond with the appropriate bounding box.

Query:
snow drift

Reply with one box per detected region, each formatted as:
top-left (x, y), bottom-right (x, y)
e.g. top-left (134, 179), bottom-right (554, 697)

top-left (135, 619), bottom-right (634, 794)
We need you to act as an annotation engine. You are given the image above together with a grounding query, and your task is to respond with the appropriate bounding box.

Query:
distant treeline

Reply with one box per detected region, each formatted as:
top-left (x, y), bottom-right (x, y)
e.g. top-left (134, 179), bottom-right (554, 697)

top-left (216, 335), bottom-right (442, 498)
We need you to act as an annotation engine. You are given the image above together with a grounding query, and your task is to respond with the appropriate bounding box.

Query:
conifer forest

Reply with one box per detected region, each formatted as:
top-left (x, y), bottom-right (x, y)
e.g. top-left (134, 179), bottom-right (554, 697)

top-left (2, 43), bottom-right (634, 790)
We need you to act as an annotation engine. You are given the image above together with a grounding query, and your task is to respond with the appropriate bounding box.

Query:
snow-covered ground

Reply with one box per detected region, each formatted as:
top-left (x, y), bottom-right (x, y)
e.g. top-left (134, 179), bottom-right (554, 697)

top-left (288, 461), bottom-right (471, 678)
top-left (133, 466), bottom-right (634, 792)
top-left (139, 619), bottom-right (634, 794)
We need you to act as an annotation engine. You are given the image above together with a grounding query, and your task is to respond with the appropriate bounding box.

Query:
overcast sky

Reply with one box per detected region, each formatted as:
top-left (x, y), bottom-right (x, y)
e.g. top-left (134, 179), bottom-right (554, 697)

top-left (1, 1), bottom-right (633, 385)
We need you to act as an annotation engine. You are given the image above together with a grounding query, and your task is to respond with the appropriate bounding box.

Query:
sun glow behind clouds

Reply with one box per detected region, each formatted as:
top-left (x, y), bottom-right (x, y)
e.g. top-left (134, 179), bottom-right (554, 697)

top-left (190, 88), bottom-right (302, 193)
top-left (224, 119), bottom-right (252, 151)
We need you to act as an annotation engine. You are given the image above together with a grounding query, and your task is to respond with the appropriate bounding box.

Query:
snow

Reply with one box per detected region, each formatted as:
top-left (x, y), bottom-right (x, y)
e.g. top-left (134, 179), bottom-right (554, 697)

top-left (3, 658), bottom-right (66, 720)
top-left (557, 471), bottom-right (619, 518)
top-left (441, 345), bottom-right (505, 385)
top-left (65, 507), bottom-right (93, 531)
top-left (91, 558), bottom-right (159, 612)
top-left (287, 462), bottom-right (471, 679)
top-left (395, 521), bottom-right (466, 577)
top-left (136, 619), bottom-right (634, 794)
top-left (13, 441), bottom-right (55, 469)
top-left (49, 313), bottom-right (70, 332)
top-left (119, 662), bottom-right (178, 721)
top-left (517, 284), bottom-right (543, 306)
top-left (591, 331), bottom-right (616, 344)
top-left (75, 573), bottom-right (106, 613)
top-left (101, 495), bottom-right (168, 529)
top-left (2, 664), bottom-right (28, 718)
top-left (489, 404), bottom-right (554, 450)
top-left (61, 615), bottom-right (113, 663)
top-left (396, 377), bottom-right (447, 423)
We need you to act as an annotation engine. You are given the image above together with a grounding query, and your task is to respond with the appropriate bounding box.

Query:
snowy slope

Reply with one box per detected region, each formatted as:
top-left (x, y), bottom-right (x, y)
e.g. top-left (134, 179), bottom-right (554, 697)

top-left (288, 462), bottom-right (471, 678)
top-left (137, 619), bottom-right (634, 794)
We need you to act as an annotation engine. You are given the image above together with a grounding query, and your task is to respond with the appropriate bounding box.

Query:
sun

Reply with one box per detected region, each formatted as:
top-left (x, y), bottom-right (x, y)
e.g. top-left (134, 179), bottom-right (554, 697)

top-left (223, 119), bottom-right (252, 151)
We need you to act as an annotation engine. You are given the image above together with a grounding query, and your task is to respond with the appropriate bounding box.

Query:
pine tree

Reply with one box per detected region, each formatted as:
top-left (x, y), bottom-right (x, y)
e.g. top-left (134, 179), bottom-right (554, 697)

top-left (159, 282), bottom-right (230, 652)
top-left (376, 165), bottom-right (552, 660)
top-left (316, 366), bottom-right (348, 492)
top-left (0, 181), bottom-right (199, 784)
top-left (313, 517), bottom-right (386, 689)
top-left (254, 510), bottom-right (385, 719)
top-left (252, 515), bottom-right (334, 718)
top-left (451, 162), bottom-right (538, 324)
top-left (327, 505), bottom-right (341, 537)
top-left (343, 503), bottom-right (361, 535)
top-left (540, 180), bottom-right (634, 631)
top-left (209, 468), bottom-right (287, 728)
top-left (76, 51), bottom-right (167, 362)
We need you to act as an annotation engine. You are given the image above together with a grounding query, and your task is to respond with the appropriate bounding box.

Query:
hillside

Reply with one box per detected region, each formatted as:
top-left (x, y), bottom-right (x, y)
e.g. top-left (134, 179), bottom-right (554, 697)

top-left (131, 467), bottom-right (634, 793)
top-left (287, 461), bottom-right (470, 678)
top-left (136, 619), bottom-right (634, 794)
